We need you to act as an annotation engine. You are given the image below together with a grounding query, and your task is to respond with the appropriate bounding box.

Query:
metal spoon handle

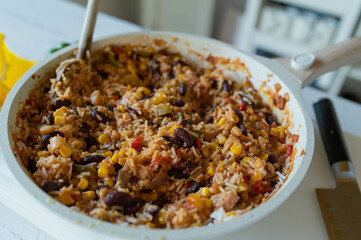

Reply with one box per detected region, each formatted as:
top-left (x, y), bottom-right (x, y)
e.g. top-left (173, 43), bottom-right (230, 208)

top-left (77, 0), bottom-right (99, 60)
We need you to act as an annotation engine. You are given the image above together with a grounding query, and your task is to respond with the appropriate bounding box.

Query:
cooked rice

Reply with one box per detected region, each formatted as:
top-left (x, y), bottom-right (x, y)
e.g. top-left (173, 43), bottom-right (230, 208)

top-left (14, 43), bottom-right (298, 229)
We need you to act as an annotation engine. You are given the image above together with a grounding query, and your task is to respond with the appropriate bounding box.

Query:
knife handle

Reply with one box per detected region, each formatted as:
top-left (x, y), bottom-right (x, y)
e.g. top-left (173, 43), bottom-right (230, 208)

top-left (313, 98), bottom-right (355, 179)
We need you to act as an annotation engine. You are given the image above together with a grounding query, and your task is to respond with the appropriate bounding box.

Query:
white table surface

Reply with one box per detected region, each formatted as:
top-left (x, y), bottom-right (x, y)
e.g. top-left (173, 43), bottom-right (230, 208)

top-left (1, 1), bottom-right (361, 239)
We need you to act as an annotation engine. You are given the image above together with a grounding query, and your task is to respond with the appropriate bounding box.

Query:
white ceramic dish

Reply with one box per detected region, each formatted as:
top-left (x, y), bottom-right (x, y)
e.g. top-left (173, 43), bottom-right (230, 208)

top-left (1, 31), bottom-right (361, 240)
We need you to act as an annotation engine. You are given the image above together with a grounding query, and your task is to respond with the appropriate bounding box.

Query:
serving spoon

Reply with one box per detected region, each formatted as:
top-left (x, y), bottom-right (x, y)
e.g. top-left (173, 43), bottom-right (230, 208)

top-left (56, 0), bottom-right (99, 80)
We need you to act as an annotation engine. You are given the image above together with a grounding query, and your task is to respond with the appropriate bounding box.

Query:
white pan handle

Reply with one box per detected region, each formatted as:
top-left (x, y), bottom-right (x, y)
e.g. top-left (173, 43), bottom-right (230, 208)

top-left (273, 35), bottom-right (361, 87)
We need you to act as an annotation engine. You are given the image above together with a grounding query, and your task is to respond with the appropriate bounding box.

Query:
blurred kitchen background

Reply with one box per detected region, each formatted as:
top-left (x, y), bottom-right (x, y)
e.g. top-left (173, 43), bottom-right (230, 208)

top-left (75, 0), bottom-right (361, 102)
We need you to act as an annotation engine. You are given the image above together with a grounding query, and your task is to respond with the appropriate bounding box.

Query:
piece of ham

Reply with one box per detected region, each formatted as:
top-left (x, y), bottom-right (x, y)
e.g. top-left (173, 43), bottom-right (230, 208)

top-left (116, 164), bottom-right (132, 188)
top-left (218, 191), bottom-right (239, 212)
top-left (148, 168), bottom-right (167, 189)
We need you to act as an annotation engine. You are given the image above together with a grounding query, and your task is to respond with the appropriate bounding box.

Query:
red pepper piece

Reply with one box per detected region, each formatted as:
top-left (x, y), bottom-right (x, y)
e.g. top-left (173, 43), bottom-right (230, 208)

top-left (131, 136), bottom-right (143, 151)
top-left (239, 102), bottom-right (247, 111)
top-left (242, 175), bottom-right (250, 185)
top-left (252, 180), bottom-right (270, 195)
top-left (112, 95), bottom-right (118, 100)
top-left (287, 144), bottom-right (293, 156)
top-left (195, 139), bottom-right (202, 149)
top-left (279, 138), bottom-right (285, 144)
top-left (113, 45), bottom-right (122, 55)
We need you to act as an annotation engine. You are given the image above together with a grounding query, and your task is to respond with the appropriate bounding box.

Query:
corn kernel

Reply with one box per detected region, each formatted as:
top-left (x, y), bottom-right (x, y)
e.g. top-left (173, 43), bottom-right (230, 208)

top-left (119, 104), bottom-right (125, 113)
top-left (242, 156), bottom-right (249, 164)
top-left (178, 74), bottom-right (183, 81)
top-left (118, 157), bottom-right (127, 166)
top-left (271, 127), bottom-right (279, 135)
top-left (59, 145), bottom-right (72, 158)
top-left (104, 151), bottom-right (113, 157)
top-left (146, 222), bottom-right (155, 228)
top-left (151, 91), bottom-right (167, 105)
top-left (260, 153), bottom-right (269, 161)
top-left (138, 87), bottom-right (151, 96)
top-left (278, 126), bottom-right (285, 139)
top-left (98, 188), bottom-right (108, 199)
top-left (134, 91), bottom-right (143, 100)
top-left (150, 192), bottom-right (158, 201)
top-left (140, 63), bottom-right (147, 72)
top-left (147, 47), bottom-right (154, 55)
top-left (238, 182), bottom-right (248, 192)
top-left (59, 191), bottom-right (74, 205)
top-left (126, 84), bottom-right (132, 91)
top-left (98, 134), bottom-right (110, 144)
top-left (98, 167), bottom-right (109, 178)
top-left (241, 81), bottom-right (249, 88)
top-left (216, 134), bottom-right (227, 145)
top-left (226, 212), bottom-right (236, 217)
top-left (203, 198), bottom-right (212, 209)
top-left (231, 162), bottom-right (238, 169)
top-left (77, 178), bottom-right (88, 190)
top-left (230, 142), bottom-right (243, 155)
top-left (54, 116), bottom-right (66, 126)
top-left (168, 124), bottom-right (182, 134)
top-left (217, 117), bottom-right (227, 127)
top-left (277, 144), bottom-right (287, 153)
top-left (233, 115), bottom-right (239, 124)
top-left (54, 106), bottom-right (68, 117)
top-left (111, 153), bottom-right (119, 163)
top-left (210, 141), bottom-right (221, 150)
top-left (119, 148), bottom-right (126, 157)
top-left (158, 211), bottom-right (166, 225)
top-left (82, 191), bottom-right (96, 199)
top-left (252, 171), bottom-right (262, 181)
top-left (260, 129), bottom-right (269, 138)
top-left (126, 148), bottom-right (133, 156)
top-left (200, 187), bottom-right (211, 198)
top-left (37, 151), bottom-right (49, 157)
top-left (157, 185), bottom-right (168, 194)
top-left (106, 178), bottom-right (114, 187)
top-left (207, 164), bottom-right (216, 176)
top-left (127, 64), bottom-right (137, 74)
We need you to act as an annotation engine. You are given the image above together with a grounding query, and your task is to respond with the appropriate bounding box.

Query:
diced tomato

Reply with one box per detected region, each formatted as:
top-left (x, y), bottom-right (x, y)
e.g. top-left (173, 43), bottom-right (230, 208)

top-left (239, 102), bottom-right (247, 111)
top-left (131, 136), bottom-right (143, 151)
top-left (185, 193), bottom-right (203, 210)
top-left (252, 180), bottom-right (270, 195)
top-left (150, 156), bottom-right (171, 167)
top-left (279, 138), bottom-right (285, 144)
top-left (195, 139), bottom-right (202, 149)
top-left (112, 95), bottom-right (118, 100)
top-left (286, 144), bottom-right (293, 156)
top-left (113, 45), bottom-right (122, 54)
top-left (184, 182), bottom-right (191, 188)
top-left (243, 175), bottom-right (250, 185)
top-left (200, 87), bottom-right (205, 94)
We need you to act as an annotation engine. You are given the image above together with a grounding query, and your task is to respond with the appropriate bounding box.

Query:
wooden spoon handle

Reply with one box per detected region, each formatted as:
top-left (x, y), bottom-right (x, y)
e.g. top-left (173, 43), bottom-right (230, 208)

top-left (273, 35), bottom-right (361, 87)
top-left (77, 0), bottom-right (99, 60)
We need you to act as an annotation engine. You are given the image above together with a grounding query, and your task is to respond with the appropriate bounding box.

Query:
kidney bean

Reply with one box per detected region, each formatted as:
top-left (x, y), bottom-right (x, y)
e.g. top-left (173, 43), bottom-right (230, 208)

top-left (268, 154), bottom-right (278, 164)
top-left (175, 160), bottom-right (195, 171)
top-left (46, 113), bottom-right (54, 125)
top-left (232, 108), bottom-right (243, 123)
top-left (175, 99), bottom-right (185, 107)
top-left (125, 106), bottom-right (140, 116)
top-left (186, 181), bottom-right (201, 195)
top-left (238, 123), bottom-right (248, 136)
top-left (123, 198), bottom-right (145, 215)
top-left (168, 168), bottom-right (188, 179)
top-left (113, 163), bottom-right (122, 172)
top-left (104, 191), bottom-right (133, 207)
top-left (106, 105), bottom-right (114, 111)
top-left (222, 80), bottom-right (232, 92)
top-left (265, 113), bottom-right (278, 125)
top-left (143, 93), bottom-right (154, 100)
top-left (41, 131), bottom-right (65, 148)
top-left (79, 122), bottom-right (90, 133)
top-left (174, 128), bottom-right (194, 147)
top-left (209, 79), bottom-right (218, 89)
top-left (28, 157), bottom-right (37, 174)
top-left (80, 155), bottom-right (105, 164)
top-left (161, 135), bottom-right (183, 146)
top-left (172, 60), bottom-right (187, 68)
top-left (53, 98), bottom-right (71, 109)
top-left (98, 71), bottom-right (109, 79)
top-left (148, 206), bottom-right (160, 216)
top-left (152, 198), bottom-right (169, 208)
top-left (85, 136), bottom-right (97, 151)
top-left (40, 180), bottom-right (61, 192)
top-left (180, 119), bottom-right (193, 126)
top-left (205, 115), bottom-right (214, 124)
top-left (179, 82), bottom-right (187, 96)
top-left (91, 109), bottom-right (108, 123)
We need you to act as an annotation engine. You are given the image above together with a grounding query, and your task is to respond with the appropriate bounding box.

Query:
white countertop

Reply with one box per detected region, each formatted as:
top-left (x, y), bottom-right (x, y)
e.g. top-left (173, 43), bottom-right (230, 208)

top-left (1, 0), bottom-right (361, 239)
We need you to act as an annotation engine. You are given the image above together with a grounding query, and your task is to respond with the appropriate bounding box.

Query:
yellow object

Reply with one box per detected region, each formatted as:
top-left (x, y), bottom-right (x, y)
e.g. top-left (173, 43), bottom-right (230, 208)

top-left (119, 104), bottom-right (125, 113)
top-left (104, 151), bottom-right (113, 157)
top-left (126, 84), bottom-right (132, 91)
top-left (203, 198), bottom-right (212, 209)
top-left (207, 163), bottom-right (216, 176)
top-left (137, 87), bottom-right (151, 96)
top-left (260, 153), bottom-right (269, 161)
top-left (98, 167), bottom-right (109, 178)
top-left (59, 145), bottom-right (72, 158)
top-left (98, 134), bottom-right (110, 144)
top-left (0, 33), bottom-right (36, 106)
top-left (260, 129), bottom-right (269, 138)
top-left (217, 117), bottom-right (227, 126)
top-left (77, 178), bottom-right (89, 190)
top-left (151, 91), bottom-right (167, 104)
top-left (54, 106), bottom-right (68, 117)
top-left (59, 191), bottom-right (74, 205)
top-left (139, 63), bottom-right (147, 72)
top-left (146, 222), bottom-right (155, 228)
top-left (82, 191), bottom-right (96, 199)
top-left (37, 151), bottom-right (49, 157)
top-left (106, 178), bottom-right (114, 187)
top-left (216, 134), bottom-right (226, 145)
top-left (168, 124), bottom-right (182, 134)
top-left (134, 91), bottom-right (143, 100)
top-left (200, 187), bottom-right (211, 198)
top-left (54, 116), bottom-right (66, 126)
top-left (230, 142), bottom-right (243, 155)
top-left (238, 182), bottom-right (248, 192)
top-left (118, 157), bottom-right (127, 166)
top-left (210, 141), bottom-right (221, 151)
top-left (252, 171), bottom-right (262, 181)
top-left (111, 152), bottom-right (119, 163)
